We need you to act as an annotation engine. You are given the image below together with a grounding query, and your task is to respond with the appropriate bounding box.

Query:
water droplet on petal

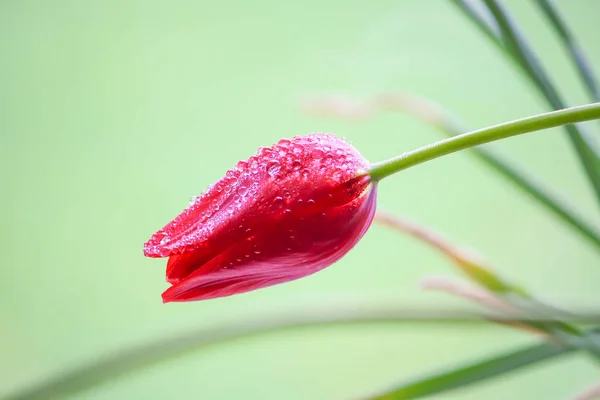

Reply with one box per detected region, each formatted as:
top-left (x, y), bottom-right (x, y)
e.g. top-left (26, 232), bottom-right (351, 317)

top-left (311, 148), bottom-right (324, 158)
top-left (292, 144), bottom-right (304, 154)
top-left (259, 146), bottom-right (273, 156)
top-left (266, 161), bottom-right (281, 177)
top-left (237, 185), bottom-right (248, 196)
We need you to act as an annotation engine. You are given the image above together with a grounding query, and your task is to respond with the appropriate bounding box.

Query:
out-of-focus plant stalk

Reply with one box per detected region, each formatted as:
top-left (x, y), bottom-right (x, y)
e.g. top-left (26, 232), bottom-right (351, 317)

top-left (375, 211), bottom-right (600, 361)
top-left (452, 0), bottom-right (600, 208)
top-left (534, 0), bottom-right (600, 102)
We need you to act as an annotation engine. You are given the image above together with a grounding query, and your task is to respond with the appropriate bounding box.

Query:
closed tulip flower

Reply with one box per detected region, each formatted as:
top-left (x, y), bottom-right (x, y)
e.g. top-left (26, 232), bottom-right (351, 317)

top-left (144, 133), bottom-right (377, 302)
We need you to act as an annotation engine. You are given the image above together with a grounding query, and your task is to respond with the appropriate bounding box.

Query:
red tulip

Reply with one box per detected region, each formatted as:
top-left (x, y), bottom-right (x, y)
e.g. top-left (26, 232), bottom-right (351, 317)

top-left (144, 133), bottom-right (377, 302)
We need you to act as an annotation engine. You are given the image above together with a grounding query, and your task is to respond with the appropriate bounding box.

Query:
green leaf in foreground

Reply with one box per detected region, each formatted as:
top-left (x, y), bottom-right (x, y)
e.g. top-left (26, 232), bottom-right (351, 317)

top-left (2, 299), bottom-right (532, 400)
top-left (366, 342), bottom-right (572, 399)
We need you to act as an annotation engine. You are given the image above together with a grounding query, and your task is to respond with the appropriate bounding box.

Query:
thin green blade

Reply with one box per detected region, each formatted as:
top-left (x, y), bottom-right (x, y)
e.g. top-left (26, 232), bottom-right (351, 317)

top-left (366, 342), bottom-right (572, 399)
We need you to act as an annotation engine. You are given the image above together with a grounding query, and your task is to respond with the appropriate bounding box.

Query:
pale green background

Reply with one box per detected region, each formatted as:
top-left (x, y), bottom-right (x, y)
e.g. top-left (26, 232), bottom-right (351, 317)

top-left (2, 0), bottom-right (600, 399)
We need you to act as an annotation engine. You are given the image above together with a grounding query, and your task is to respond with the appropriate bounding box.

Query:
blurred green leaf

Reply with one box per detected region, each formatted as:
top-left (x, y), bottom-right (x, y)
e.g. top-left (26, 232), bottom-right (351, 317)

top-left (2, 300), bottom-right (526, 400)
top-left (534, 0), bottom-right (600, 102)
top-left (366, 341), bottom-right (572, 399)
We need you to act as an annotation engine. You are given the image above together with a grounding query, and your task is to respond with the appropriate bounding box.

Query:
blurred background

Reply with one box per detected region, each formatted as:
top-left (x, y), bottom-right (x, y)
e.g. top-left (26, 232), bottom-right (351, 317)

top-left (2, 0), bottom-right (600, 398)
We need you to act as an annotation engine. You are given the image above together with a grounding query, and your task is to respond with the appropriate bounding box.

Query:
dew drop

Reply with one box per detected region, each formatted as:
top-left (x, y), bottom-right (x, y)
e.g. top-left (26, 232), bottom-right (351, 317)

top-left (292, 144), bottom-right (304, 155)
top-left (307, 199), bottom-right (315, 205)
top-left (237, 185), bottom-right (248, 196)
top-left (292, 160), bottom-right (302, 171)
top-left (311, 148), bottom-right (324, 158)
top-left (254, 250), bottom-right (261, 255)
top-left (259, 146), bottom-right (273, 156)
top-left (266, 161), bottom-right (281, 177)
top-left (301, 169), bottom-right (310, 178)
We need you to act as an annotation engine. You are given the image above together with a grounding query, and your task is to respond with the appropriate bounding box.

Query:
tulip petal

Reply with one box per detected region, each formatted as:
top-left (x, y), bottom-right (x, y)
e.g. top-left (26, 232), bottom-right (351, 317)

top-left (161, 187), bottom-right (377, 302)
top-left (145, 133), bottom-right (378, 301)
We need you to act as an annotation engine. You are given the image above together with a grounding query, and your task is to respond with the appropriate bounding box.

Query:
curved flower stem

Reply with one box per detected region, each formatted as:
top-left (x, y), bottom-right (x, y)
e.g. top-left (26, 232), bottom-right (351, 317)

top-left (368, 102), bottom-right (600, 181)
top-left (377, 94), bottom-right (600, 250)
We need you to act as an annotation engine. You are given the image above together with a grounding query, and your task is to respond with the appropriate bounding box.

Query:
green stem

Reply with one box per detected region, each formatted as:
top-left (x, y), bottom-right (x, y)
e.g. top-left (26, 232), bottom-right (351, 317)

top-left (368, 103), bottom-right (600, 181)
top-left (373, 94), bottom-right (600, 250)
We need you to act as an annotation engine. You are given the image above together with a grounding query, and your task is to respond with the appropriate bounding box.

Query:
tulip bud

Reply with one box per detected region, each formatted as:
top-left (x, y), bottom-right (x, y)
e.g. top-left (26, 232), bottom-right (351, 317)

top-left (144, 133), bottom-right (377, 302)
